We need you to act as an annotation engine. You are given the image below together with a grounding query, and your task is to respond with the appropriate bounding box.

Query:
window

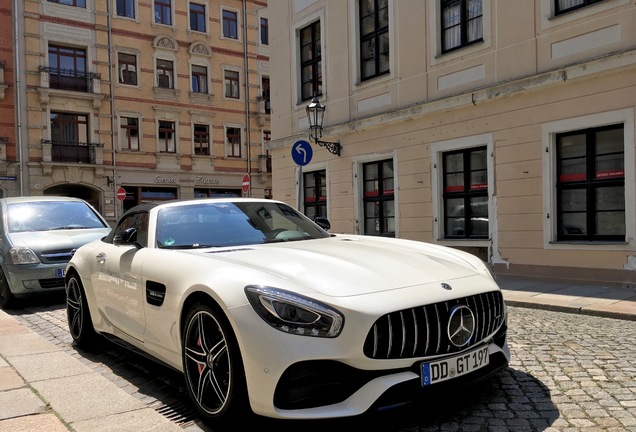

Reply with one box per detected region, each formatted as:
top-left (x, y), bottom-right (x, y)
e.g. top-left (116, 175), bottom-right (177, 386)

top-left (300, 21), bottom-right (322, 101)
top-left (190, 3), bottom-right (206, 32)
top-left (156, 59), bottom-right (174, 89)
top-left (360, 0), bottom-right (389, 81)
top-left (224, 70), bottom-right (240, 99)
top-left (193, 124), bottom-right (210, 155)
top-left (441, 0), bottom-right (483, 53)
top-left (222, 10), bottom-right (238, 39)
top-left (51, 112), bottom-right (88, 144)
top-left (304, 170), bottom-right (327, 220)
top-left (260, 18), bottom-right (269, 45)
top-left (262, 76), bottom-right (270, 113)
top-left (116, 0), bottom-right (135, 18)
top-left (120, 117), bottom-right (139, 150)
top-left (556, 125), bottom-right (624, 241)
top-left (191, 65), bottom-right (208, 93)
top-left (158, 121), bottom-right (176, 153)
top-left (226, 127), bottom-right (241, 157)
top-left (555, 0), bottom-right (604, 15)
top-left (48, 0), bottom-right (86, 7)
top-left (154, 0), bottom-right (172, 25)
top-left (442, 147), bottom-right (488, 239)
top-left (118, 53), bottom-right (137, 85)
top-left (363, 159), bottom-right (395, 237)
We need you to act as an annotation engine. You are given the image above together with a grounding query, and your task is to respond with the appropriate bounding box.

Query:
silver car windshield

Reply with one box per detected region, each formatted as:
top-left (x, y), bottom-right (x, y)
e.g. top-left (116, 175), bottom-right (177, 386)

top-left (156, 201), bottom-right (330, 249)
top-left (8, 202), bottom-right (107, 233)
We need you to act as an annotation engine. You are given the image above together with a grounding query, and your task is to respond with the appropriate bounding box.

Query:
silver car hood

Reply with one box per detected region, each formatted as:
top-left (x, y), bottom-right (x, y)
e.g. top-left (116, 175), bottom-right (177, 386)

top-left (8, 229), bottom-right (110, 252)
top-left (201, 235), bottom-right (488, 297)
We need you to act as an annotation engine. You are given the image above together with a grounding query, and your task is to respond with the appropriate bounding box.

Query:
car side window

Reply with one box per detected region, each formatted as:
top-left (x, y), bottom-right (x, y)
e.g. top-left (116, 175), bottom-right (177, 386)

top-left (112, 212), bottom-right (149, 247)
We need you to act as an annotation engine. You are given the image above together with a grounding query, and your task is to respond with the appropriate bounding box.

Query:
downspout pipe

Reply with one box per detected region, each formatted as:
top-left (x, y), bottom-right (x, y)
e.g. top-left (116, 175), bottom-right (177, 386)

top-left (106, 0), bottom-right (117, 220)
top-left (14, 0), bottom-right (24, 196)
top-left (242, 0), bottom-right (251, 197)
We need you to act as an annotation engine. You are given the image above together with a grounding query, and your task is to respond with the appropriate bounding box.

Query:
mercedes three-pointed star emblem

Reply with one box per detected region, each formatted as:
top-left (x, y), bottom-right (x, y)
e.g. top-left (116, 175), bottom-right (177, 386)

top-left (447, 305), bottom-right (475, 347)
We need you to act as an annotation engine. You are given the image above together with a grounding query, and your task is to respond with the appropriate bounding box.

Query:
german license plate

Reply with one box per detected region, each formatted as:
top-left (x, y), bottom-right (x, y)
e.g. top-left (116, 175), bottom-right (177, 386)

top-left (421, 346), bottom-right (489, 386)
top-left (57, 268), bottom-right (66, 278)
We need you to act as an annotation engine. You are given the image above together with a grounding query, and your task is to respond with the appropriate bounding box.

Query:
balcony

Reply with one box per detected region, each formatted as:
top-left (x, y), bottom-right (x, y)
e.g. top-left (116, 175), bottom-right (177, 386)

top-left (38, 67), bottom-right (104, 109)
top-left (41, 139), bottom-right (103, 164)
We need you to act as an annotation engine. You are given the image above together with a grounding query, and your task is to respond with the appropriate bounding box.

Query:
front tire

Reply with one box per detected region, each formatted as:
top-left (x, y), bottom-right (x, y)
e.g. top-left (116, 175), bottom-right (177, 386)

top-left (182, 303), bottom-right (250, 425)
top-left (66, 273), bottom-right (98, 348)
top-left (0, 268), bottom-right (15, 310)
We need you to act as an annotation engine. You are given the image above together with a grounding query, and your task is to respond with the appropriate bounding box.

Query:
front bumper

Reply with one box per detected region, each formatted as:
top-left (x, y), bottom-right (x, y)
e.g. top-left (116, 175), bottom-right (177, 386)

top-left (4, 263), bottom-right (66, 297)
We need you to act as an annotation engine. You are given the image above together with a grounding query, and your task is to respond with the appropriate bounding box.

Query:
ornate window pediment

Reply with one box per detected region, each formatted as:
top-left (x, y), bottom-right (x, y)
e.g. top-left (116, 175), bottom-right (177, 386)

top-left (153, 35), bottom-right (178, 51)
top-left (189, 42), bottom-right (212, 57)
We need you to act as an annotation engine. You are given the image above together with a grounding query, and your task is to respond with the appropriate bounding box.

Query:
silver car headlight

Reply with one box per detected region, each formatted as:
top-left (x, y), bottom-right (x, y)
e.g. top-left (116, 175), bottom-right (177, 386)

top-left (10, 247), bottom-right (41, 264)
top-left (245, 286), bottom-right (344, 338)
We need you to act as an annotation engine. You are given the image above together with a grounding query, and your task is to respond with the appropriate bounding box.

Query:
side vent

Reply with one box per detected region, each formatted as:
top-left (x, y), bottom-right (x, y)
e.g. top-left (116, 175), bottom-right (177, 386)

top-left (146, 280), bottom-right (167, 307)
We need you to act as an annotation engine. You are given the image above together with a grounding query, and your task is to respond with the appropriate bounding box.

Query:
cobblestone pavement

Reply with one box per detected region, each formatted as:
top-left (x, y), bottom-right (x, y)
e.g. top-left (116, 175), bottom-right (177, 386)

top-left (8, 295), bottom-right (636, 432)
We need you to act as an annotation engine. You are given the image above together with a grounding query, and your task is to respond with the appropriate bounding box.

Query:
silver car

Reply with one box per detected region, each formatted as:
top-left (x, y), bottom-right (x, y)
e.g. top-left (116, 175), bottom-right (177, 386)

top-left (0, 196), bottom-right (111, 309)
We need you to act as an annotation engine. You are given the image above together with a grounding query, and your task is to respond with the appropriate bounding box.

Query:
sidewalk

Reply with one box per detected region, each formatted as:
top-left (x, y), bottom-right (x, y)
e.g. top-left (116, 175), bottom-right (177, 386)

top-left (0, 276), bottom-right (635, 431)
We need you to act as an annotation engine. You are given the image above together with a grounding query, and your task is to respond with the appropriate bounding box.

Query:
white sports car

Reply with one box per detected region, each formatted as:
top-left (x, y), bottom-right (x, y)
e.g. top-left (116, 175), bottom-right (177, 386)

top-left (65, 198), bottom-right (509, 424)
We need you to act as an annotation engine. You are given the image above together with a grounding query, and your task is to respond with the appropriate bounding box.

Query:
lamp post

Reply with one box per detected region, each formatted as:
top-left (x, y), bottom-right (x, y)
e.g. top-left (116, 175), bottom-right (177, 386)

top-left (306, 96), bottom-right (341, 156)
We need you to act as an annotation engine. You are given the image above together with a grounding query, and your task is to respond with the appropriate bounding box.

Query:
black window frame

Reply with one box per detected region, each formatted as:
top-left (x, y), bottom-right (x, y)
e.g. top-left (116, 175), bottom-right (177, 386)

top-left (224, 70), bottom-right (240, 99)
top-left (116, 0), bottom-right (135, 18)
top-left (300, 21), bottom-right (322, 101)
top-left (226, 127), bottom-right (241, 158)
top-left (120, 116), bottom-right (139, 151)
top-left (158, 120), bottom-right (176, 153)
top-left (362, 159), bottom-right (395, 237)
top-left (191, 65), bottom-right (208, 94)
top-left (222, 9), bottom-right (239, 39)
top-left (154, 0), bottom-right (172, 26)
top-left (555, 124), bottom-right (625, 242)
top-left (359, 0), bottom-right (390, 81)
top-left (260, 17), bottom-right (269, 45)
top-left (555, 0), bottom-right (605, 15)
top-left (156, 59), bottom-right (174, 89)
top-left (303, 170), bottom-right (327, 221)
top-left (442, 146), bottom-right (489, 239)
top-left (193, 124), bottom-right (210, 156)
top-left (48, 0), bottom-right (86, 7)
top-left (118, 52), bottom-right (137, 85)
top-left (189, 2), bottom-right (206, 32)
top-left (441, 0), bottom-right (484, 54)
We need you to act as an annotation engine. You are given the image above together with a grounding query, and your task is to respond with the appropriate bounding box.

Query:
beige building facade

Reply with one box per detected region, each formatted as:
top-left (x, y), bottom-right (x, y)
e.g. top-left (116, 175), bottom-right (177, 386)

top-left (268, 0), bottom-right (636, 285)
top-left (9, 0), bottom-right (270, 223)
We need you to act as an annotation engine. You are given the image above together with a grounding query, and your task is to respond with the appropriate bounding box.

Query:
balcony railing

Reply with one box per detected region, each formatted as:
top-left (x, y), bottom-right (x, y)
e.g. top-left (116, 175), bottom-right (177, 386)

top-left (38, 66), bottom-right (100, 93)
top-left (41, 139), bottom-right (102, 164)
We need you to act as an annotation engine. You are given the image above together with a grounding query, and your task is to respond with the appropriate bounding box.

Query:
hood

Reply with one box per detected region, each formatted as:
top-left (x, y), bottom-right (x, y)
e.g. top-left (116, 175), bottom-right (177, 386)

top-left (202, 235), bottom-right (486, 297)
top-left (8, 228), bottom-right (111, 252)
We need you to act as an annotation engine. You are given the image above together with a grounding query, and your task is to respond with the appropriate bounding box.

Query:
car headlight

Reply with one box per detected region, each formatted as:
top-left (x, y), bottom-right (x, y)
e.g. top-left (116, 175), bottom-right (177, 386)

top-left (245, 286), bottom-right (344, 338)
top-left (10, 247), bottom-right (41, 264)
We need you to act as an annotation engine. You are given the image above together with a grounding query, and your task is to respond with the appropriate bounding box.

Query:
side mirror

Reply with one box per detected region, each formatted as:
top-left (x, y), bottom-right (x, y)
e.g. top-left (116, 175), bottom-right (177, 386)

top-left (314, 217), bottom-right (331, 231)
top-left (113, 227), bottom-right (138, 246)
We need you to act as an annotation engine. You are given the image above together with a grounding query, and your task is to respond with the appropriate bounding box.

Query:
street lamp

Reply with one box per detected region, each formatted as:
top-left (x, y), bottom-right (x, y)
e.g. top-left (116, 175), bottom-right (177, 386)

top-left (306, 96), bottom-right (341, 156)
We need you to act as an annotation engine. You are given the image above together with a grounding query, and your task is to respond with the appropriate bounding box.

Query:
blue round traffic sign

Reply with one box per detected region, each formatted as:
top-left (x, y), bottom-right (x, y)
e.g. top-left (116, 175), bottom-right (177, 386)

top-left (292, 140), bottom-right (313, 166)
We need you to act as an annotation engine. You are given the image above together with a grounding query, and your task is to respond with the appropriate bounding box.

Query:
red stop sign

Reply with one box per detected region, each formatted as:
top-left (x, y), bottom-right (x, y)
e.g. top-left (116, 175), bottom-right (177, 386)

top-left (242, 174), bottom-right (250, 193)
top-left (117, 187), bottom-right (126, 201)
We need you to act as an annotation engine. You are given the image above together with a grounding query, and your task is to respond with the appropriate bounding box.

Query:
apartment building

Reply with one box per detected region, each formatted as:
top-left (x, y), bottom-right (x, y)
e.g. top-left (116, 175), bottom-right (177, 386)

top-left (0, 2), bottom-right (16, 185)
top-left (7, 0), bottom-right (270, 223)
top-left (268, 0), bottom-right (636, 285)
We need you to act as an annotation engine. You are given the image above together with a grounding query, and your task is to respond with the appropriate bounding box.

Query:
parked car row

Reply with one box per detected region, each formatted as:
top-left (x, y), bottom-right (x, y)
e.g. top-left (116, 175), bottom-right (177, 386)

top-left (0, 195), bottom-right (510, 426)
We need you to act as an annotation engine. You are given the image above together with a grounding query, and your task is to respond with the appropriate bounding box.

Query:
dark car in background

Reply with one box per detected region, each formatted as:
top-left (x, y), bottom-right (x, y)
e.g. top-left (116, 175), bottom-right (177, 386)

top-left (0, 196), bottom-right (111, 309)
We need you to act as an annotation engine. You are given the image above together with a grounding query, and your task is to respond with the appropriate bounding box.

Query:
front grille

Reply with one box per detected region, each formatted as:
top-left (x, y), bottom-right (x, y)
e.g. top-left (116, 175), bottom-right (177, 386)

top-left (364, 291), bottom-right (505, 359)
top-left (40, 248), bottom-right (75, 264)
top-left (39, 278), bottom-right (65, 289)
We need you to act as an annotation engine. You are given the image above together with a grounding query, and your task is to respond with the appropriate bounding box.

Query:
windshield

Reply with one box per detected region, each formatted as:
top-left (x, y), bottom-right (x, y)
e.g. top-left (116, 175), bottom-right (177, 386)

top-left (156, 201), bottom-right (330, 249)
top-left (8, 201), bottom-right (107, 233)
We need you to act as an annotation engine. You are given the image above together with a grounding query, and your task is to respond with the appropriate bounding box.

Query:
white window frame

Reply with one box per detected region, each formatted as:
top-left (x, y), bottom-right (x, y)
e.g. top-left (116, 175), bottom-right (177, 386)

top-left (116, 49), bottom-right (140, 88)
top-left (431, 133), bottom-right (494, 247)
top-left (542, 108), bottom-right (635, 250)
top-left (154, 54), bottom-right (177, 89)
top-left (222, 66), bottom-right (241, 100)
